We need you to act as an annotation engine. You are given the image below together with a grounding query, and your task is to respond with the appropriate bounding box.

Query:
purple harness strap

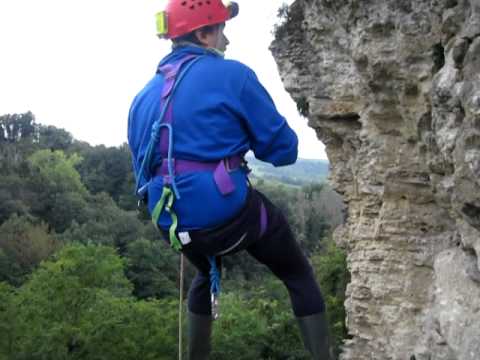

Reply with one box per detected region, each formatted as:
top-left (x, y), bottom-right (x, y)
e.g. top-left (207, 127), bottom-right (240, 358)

top-left (156, 156), bottom-right (244, 195)
top-left (157, 156), bottom-right (243, 175)
top-left (213, 160), bottom-right (236, 195)
top-left (158, 55), bottom-right (197, 158)
top-left (156, 55), bottom-right (241, 196)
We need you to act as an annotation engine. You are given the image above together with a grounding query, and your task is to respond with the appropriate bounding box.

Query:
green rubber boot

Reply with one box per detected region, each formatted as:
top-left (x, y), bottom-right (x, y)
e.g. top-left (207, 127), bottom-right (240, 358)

top-left (188, 312), bottom-right (212, 360)
top-left (297, 312), bottom-right (332, 360)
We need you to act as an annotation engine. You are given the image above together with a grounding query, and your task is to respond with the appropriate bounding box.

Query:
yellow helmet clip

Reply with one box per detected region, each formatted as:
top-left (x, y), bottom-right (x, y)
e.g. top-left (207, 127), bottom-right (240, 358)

top-left (156, 11), bottom-right (168, 38)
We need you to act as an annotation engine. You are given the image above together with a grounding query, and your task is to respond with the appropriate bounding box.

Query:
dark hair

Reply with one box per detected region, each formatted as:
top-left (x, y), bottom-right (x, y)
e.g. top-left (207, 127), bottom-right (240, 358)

top-left (172, 24), bottom-right (220, 45)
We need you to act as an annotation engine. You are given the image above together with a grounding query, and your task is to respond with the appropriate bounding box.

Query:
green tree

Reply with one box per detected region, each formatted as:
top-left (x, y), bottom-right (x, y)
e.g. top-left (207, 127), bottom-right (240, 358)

top-left (0, 112), bottom-right (36, 143)
top-left (78, 295), bottom-right (178, 360)
top-left (311, 239), bottom-right (349, 358)
top-left (27, 150), bottom-right (86, 195)
top-left (211, 292), bottom-right (268, 359)
top-left (246, 282), bottom-right (310, 360)
top-left (210, 288), bottom-right (310, 360)
top-left (125, 238), bottom-right (179, 299)
top-left (0, 113), bottom-right (348, 359)
top-left (74, 143), bottom-right (135, 208)
top-left (0, 113), bottom-right (38, 175)
top-left (60, 192), bottom-right (144, 250)
top-left (27, 150), bottom-right (89, 232)
top-left (7, 244), bottom-right (180, 360)
top-left (37, 125), bottom-right (73, 151)
top-left (0, 174), bottom-right (31, 224)
top-left (0, 215), bottom-right (59, 286)
top-left (0, 282), bottom-right (17, 359)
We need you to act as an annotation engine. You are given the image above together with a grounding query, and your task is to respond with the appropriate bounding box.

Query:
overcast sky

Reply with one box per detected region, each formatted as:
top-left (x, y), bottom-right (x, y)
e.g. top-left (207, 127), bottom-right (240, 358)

top-left (0, 0), bottom-right (327, 160)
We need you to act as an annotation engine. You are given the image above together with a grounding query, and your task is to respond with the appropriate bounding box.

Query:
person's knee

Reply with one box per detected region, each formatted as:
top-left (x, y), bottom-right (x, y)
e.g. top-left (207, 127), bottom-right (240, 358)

top-left (273, 256), bottom-right (315, 282)
top-left (188, 274), bottom-right (212, 315)
top-left (189, 272), bottom-right (210, 293)
top-left (286, 274), bottom-right (326, 317)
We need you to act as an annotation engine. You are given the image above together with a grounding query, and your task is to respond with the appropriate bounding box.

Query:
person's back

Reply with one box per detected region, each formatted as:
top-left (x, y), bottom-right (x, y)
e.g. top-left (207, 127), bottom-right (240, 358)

top-left (127, 1), bottom-right (331, 359)
top-left (129, 45), bottom-right (297, 230)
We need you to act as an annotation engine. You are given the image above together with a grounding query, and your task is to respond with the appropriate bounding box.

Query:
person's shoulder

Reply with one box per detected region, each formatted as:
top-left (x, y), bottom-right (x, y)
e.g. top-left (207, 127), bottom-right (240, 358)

top-left (224, 59), bottom-right (255, 75)
top-left (206, 57), bottom-right (255, 82)
top-left (200, 53), bottom-right (247, 71)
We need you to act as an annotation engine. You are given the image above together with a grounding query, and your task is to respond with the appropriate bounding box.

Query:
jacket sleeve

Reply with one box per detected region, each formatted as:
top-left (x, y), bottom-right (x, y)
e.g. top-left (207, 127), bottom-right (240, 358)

top-left (127, 98), bottom-right (142, 180)
top-left (239, 68), bottom-right (298, 167)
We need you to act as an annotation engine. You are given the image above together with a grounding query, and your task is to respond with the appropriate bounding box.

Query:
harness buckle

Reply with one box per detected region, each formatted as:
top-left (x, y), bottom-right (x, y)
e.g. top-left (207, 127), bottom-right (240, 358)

top-left (225, 157), bottom-right (239, 173)
top-left (224, 156), bottom-right (250, 173)
top-left (136, 183), bottom-right (149, 210)
top-left (241, 158), bottom-right (252, 174)
top-left (224, 158), bottom-right (232, 173)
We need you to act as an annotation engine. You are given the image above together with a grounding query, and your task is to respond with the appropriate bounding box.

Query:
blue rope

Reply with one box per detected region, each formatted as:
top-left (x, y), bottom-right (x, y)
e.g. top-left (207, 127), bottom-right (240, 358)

top-left (135, 56), bottom-right (203, 200)
top-left (208, 256), bottom-right (221, 296)
top-left (134, 104), bottom-right (169, 197)
top-left (158, 123), bottom-right (180, 199)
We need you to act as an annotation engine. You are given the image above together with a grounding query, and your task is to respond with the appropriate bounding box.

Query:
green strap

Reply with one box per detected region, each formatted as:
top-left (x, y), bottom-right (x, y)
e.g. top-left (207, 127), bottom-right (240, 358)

top-left (151, 186), bottom-right (182, 251)
top-left (152, 187), bottom-right (171, 230)
top-left (165, 189), bottom-right (182, 251)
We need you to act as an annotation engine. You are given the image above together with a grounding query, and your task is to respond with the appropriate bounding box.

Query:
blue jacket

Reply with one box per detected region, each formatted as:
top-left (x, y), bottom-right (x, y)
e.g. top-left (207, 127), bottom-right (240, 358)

top-left (128, 45), bottom-right (298, 231)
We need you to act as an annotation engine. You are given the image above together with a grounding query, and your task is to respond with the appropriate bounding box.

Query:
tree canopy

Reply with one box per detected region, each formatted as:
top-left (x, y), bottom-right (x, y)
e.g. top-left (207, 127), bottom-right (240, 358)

top-left (0, 112), bottom-right (347, 359)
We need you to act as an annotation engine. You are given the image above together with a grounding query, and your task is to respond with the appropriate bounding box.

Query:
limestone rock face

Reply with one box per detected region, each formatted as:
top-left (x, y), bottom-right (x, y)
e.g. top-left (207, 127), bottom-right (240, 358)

top-left (271, 1), bottom-right (480, 359)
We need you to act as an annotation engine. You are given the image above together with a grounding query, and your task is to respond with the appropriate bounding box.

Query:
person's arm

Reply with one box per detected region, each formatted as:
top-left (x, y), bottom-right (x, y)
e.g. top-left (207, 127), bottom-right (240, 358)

top-left (239, 68), bottom-right (298, 167)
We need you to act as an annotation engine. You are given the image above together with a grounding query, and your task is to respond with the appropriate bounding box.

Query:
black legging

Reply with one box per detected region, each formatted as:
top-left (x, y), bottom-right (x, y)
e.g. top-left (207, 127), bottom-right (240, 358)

top-left (177, 189), bottom-right (325, 317)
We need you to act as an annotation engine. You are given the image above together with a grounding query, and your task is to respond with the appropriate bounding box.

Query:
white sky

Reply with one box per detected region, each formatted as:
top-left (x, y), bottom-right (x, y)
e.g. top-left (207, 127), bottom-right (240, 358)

top-left (0, 0), bottom-right (326, 160)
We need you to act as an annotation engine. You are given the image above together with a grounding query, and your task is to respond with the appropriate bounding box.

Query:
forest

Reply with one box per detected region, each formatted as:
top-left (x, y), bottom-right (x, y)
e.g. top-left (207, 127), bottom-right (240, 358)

top-left (246, 156), bottom-right (330, 186)
top-left (0, 112), bottom-right (348, 360)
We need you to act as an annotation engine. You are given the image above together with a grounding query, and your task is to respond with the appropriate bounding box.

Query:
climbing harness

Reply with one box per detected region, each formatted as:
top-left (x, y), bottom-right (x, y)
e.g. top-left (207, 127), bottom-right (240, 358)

top-left (136, 54), bottom-right (200, 251)
top-left (136, 53), bottom-right (246, 322)
top-left (135, 54), bottom-right (200, 201)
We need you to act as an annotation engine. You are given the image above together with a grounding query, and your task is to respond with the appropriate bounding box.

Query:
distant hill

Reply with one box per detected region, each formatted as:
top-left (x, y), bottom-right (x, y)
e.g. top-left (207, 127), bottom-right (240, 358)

top-left (246, 155), bottom-right (329, 186)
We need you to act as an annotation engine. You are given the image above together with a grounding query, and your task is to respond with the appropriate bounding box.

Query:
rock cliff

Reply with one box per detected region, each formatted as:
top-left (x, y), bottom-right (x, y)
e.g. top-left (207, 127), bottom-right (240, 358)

top-left (271, 1), bottom-right (480, 359)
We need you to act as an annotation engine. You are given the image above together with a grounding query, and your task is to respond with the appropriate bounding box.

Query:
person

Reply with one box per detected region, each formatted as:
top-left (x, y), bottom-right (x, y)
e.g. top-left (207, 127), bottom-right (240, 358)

top-left (127, 1), bottom-right (330, 359)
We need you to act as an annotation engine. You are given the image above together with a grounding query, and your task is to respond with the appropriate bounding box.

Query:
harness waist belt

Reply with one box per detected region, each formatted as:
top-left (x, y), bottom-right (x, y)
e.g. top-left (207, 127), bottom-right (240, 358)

top-left (156, 156), bottom-right (244, 176)
top-left (155, 155), bottom-right (245, 196)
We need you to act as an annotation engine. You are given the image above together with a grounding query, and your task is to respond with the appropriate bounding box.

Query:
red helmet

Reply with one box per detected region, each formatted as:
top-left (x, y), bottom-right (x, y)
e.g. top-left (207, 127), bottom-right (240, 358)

top-left (157, 0), bottom-right (239, 39)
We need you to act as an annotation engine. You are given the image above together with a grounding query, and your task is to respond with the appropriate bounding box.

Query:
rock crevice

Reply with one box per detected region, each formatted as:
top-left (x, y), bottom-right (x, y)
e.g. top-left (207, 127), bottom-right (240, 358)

top-left (271, 1), bottom-right (480, 359)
